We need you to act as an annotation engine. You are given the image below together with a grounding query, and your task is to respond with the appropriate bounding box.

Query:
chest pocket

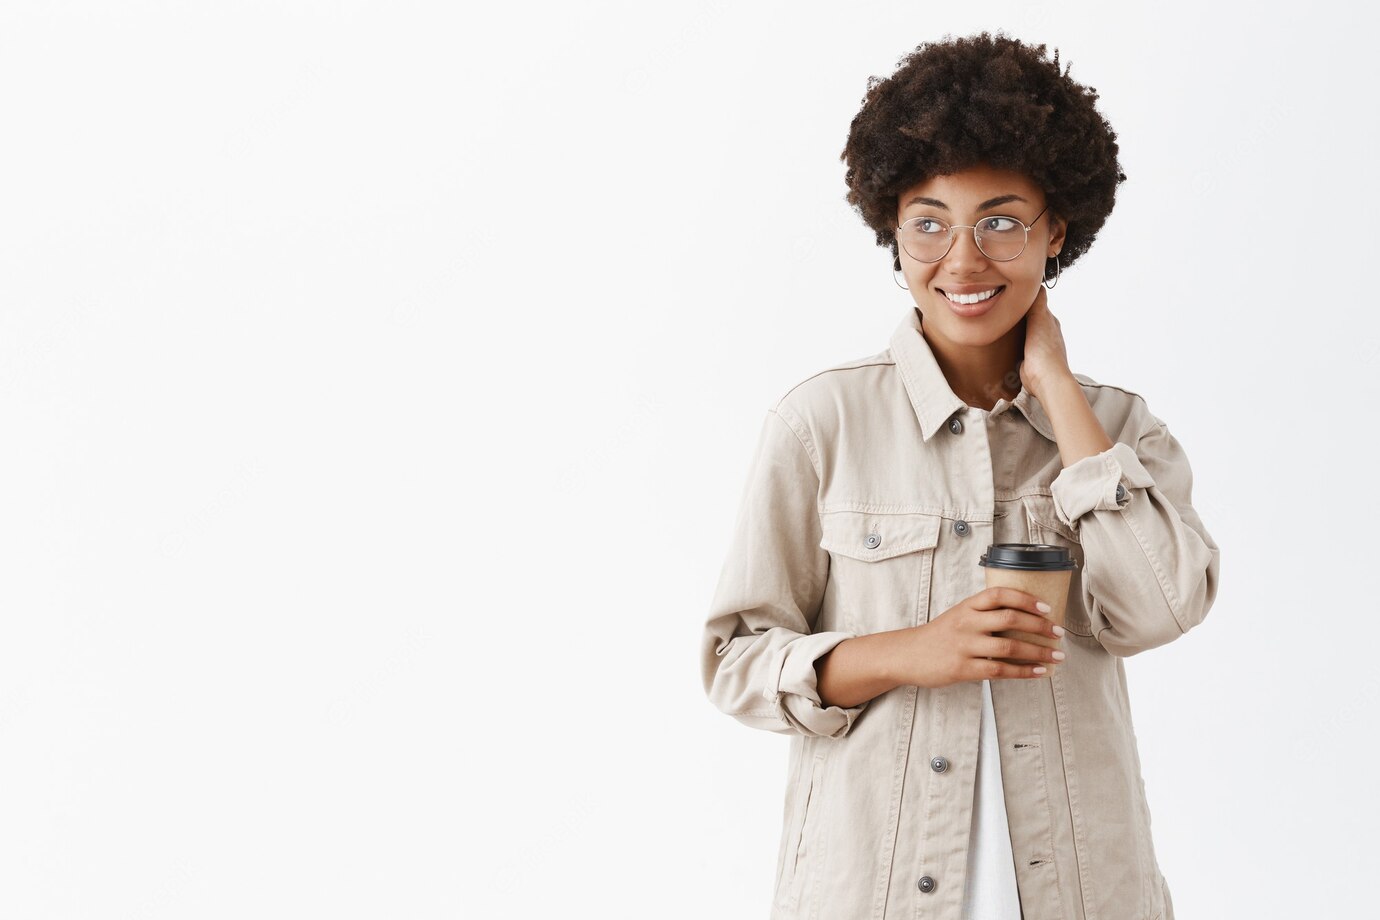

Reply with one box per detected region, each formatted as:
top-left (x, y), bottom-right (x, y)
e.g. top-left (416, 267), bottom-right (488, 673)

top-left (1021, 494), bottom-right (1094, 637)
top-left (818, 510), bottom-right (942, 634)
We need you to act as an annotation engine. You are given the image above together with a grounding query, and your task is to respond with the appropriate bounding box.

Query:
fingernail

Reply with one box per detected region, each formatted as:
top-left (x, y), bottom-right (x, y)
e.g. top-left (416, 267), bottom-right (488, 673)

top-left (1052, 650), bottom-right (1066, 660)
top-left (1036, 601), bottom-right (1052, 613)
top-left (1052, 625), bottom-right (1065, 637)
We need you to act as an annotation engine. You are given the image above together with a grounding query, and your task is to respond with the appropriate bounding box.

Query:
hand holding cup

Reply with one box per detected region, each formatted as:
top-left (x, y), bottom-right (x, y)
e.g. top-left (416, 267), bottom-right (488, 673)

top-left (891, 585), bottom-right (1066, 689)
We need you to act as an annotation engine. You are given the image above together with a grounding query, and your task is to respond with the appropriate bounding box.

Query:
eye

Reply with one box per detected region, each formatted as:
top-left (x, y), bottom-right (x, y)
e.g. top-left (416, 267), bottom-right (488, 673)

top-left (981, 216), bottom-right (1021, 232)
top-left (915, 218), bottom-right (946, 234)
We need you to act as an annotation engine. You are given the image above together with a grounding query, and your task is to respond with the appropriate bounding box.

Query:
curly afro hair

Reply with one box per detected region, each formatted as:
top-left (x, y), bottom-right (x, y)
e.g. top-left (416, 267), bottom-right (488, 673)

top-left (839, 31), bottom-right (1127, 280)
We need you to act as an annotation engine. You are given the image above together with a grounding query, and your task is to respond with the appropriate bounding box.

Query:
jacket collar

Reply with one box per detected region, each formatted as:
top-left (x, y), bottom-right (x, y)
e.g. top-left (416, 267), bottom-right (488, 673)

top-left (889, 305), bottom-right (1058, 444)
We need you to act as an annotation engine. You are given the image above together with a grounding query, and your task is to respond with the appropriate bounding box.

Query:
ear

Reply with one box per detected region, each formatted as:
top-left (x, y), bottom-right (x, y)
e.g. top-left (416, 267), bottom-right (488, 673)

top-left (1047, 214), bottom-right (1068, 256)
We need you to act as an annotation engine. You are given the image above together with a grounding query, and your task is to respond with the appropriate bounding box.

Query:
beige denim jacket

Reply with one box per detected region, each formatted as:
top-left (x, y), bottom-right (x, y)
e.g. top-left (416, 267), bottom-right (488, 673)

top-left (701, 305), bottom-right (1220, 920)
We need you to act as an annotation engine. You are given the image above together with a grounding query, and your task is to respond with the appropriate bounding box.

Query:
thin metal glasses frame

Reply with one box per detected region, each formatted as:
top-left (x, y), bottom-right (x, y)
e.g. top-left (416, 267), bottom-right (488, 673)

top-left (894, 204), bottom-right (1050, 263)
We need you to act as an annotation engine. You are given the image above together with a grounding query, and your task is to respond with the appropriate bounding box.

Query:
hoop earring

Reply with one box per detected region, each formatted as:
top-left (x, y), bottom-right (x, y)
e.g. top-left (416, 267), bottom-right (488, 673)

top-left (892, 260), bottom-right (909, 291)
top-left (1043, 254), bottom-right (1061, 289)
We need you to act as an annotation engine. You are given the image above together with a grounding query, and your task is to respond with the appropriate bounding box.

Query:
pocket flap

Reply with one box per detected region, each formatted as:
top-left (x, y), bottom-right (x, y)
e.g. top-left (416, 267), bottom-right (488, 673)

top-left (819, 510), bottom-right (942, 562)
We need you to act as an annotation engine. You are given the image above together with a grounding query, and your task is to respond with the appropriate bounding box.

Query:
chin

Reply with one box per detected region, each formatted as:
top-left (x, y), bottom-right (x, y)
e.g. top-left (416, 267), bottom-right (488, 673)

top-left (929, 310), bottom-right (1020, 345)
top-left (947, 326), bottom-right (1011, 348)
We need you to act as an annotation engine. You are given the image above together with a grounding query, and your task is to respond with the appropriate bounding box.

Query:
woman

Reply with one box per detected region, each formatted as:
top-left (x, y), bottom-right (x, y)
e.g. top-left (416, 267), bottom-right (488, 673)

top-left (700, 32), bottom-right (1220, 920)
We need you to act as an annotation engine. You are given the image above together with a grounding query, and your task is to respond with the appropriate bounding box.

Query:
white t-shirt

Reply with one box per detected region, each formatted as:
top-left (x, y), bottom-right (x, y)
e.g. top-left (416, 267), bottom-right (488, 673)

top-left (960, 678), bottom-right (1024, 919)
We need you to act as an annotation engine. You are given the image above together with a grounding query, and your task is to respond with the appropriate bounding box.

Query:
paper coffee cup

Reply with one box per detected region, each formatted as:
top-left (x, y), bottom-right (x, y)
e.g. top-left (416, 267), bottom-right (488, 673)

top-left (978, 543), bottom-right (1076, 676)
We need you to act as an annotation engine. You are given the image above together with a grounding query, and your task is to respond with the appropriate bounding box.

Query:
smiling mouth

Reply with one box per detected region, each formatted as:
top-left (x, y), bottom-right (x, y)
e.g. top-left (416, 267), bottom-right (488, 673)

top-left (938, 285), bottom-right (1006, 304)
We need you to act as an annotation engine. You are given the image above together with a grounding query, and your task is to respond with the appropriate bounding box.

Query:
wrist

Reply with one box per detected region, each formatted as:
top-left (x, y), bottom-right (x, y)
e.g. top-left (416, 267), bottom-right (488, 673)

top-left (1033, 370), bottom-right (1078, 403)
top-left (873, 630), bottom-right (907, 689)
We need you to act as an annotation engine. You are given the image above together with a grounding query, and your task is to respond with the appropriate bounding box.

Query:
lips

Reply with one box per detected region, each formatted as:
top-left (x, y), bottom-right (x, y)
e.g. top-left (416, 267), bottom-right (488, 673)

top-left (938, 284), bottom-right (1006, 299)
top-left (938, 285), bottom-right (1005, 317)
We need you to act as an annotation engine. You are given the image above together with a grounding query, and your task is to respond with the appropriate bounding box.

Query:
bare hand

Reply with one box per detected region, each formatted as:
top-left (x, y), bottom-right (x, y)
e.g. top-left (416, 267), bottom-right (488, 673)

top-left (1018, 286), bottom-right (1074, 401)
top-left (890, 586), bottom-right (1065, 689)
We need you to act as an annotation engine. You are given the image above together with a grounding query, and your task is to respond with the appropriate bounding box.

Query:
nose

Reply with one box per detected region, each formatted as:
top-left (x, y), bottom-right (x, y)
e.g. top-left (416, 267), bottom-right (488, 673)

top-left (942, 225), bottom-right (989, 272)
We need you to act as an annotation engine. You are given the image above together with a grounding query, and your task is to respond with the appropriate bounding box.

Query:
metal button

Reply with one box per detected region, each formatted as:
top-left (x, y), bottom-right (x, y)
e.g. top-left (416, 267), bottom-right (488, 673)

top-left (953, 520), bottom-right (970, 537)
top-left (948, 417), bottom-right (963, 434)
top-left (1115, 483), bottom-right (1127, 502)
top-left (930, 756), bottom-right (949, 773)
top-left (918, 876), bottom-right (936, 893)
top-left (864, 533), bottom-right (881, 549)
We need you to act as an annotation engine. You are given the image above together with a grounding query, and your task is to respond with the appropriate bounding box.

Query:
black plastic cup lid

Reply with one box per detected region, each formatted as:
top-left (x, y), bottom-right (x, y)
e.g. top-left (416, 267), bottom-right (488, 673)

top-left (978, 543), bottom-right (1077, 571)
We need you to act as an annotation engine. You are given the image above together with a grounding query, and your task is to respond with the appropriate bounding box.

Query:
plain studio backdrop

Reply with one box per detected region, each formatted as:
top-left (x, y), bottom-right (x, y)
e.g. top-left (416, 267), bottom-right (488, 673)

top-left (0, 1), bottom-right (1373, 917)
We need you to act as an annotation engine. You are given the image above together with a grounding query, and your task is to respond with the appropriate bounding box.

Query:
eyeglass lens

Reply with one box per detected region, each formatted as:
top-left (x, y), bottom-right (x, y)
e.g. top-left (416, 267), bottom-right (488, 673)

top-left (899, 216), bottom-right (1028, 263)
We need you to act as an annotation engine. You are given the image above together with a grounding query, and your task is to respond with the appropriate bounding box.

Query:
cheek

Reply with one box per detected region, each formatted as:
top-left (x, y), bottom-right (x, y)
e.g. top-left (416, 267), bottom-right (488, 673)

top-left (1014, 254), bottom-right (1048, 285)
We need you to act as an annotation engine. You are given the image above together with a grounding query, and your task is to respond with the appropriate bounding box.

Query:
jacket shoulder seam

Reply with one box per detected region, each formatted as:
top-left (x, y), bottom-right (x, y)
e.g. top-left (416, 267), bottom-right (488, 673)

top-left (1072, 375), bottom-right (1162, 435)
top-left (770, 355), bottom-right (895, 480)
top-left (774, 356), bottom-right (896, 406)
top-left (767, 407), bottom-right (822, 482)
top-left (1072, 373), bottom-right (1149, 405)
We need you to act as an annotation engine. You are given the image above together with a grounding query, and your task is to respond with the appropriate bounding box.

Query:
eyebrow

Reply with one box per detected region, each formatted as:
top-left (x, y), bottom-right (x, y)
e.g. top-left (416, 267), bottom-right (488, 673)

top-left (903, 194), bottom-right (1028, 212)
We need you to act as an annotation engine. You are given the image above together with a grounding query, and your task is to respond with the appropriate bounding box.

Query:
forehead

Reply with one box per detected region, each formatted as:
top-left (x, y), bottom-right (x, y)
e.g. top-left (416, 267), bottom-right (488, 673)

top-left (898, 165), bottom-right (1043, 213)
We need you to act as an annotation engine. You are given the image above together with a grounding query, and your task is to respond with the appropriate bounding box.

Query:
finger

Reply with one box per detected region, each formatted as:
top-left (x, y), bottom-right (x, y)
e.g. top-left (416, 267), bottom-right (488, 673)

top-left (982, 606), bottom-right (1064, 640)
top-left (971, 657), bottom-right (1050, 681)
top-left (979, 634), bottom-right (1064, 665)
top-left (975, 586), bottom-right (1050, 616)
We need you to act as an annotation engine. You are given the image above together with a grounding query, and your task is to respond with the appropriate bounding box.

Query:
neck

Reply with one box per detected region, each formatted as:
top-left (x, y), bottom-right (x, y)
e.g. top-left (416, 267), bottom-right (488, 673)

top-left (924, 318), bottom-right (1026, 411)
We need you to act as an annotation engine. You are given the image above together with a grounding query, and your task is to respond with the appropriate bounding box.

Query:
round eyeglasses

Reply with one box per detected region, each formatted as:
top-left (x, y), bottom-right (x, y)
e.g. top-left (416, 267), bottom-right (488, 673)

top-left (895, 204), bottom-right (1049, 263)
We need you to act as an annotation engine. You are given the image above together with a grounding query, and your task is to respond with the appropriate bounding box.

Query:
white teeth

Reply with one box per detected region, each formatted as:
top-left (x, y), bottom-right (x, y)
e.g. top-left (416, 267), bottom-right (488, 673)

top-left (943, 287), bottom-right (1001, 305)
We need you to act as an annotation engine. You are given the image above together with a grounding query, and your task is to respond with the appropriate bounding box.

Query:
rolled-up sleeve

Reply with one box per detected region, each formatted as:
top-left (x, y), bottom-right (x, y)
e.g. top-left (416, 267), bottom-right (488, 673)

top-left (1050, 417), bottom-right (1221, 658)
top-left (701, 407), bottom-right (866, 738)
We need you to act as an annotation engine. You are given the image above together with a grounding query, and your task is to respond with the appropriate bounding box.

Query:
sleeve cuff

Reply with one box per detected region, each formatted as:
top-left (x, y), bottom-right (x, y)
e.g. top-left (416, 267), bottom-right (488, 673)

top-left (762, 630), bottom-right (867, 739)
top-left (1049, 441), bottom-right (1157, 531)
